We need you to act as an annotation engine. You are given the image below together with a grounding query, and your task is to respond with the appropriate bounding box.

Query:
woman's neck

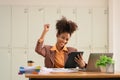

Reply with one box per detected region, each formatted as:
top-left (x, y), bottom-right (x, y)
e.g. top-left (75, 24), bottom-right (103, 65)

top-left (56, 44), bottom-right (63, 52)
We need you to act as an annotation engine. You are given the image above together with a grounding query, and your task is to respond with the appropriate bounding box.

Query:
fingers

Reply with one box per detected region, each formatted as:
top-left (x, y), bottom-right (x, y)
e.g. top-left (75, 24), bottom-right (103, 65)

top-left (44, 24), bottom-right (50, 28)
top-left (43, 24), bottom-right (50, 32)
top-left (77, 54), bottom-right (83, 60)
top-left (74, 57), bottom-right (80, 64)
top-left (75, 57), bottom-right (85, 68)
top-left (75, 57), bottom-right (83, 67)
top-left (75, 54), bottom-right (86, 68)
top-left (74, 54), bottom-right (83, 64)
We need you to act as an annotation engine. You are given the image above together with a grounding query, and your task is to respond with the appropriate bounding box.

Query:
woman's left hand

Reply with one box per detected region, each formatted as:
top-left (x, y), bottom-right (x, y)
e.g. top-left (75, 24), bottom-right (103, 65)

top-left (75, 54), bottom-right (86, 68)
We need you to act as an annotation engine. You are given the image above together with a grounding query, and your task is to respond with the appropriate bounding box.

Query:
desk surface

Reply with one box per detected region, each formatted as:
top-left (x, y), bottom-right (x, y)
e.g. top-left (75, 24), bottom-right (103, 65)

top-left (25, 71), bottom-right (120, 79)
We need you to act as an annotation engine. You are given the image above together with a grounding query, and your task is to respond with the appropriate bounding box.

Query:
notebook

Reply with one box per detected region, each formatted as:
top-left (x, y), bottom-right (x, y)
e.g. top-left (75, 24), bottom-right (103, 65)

top-left (65, 51), bottom-right (84, 68)
top-left (85, 53), bottom-right (113, 72)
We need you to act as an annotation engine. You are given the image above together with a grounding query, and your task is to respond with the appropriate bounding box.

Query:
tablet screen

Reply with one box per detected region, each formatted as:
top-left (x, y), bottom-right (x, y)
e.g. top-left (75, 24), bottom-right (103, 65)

top-left (65, 52), bottom-right (84, 68)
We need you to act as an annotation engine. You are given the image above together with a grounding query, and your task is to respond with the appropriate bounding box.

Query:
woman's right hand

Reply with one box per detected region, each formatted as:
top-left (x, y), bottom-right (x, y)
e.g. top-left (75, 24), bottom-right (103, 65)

top-left (43, 24), bottom-right (50, 33)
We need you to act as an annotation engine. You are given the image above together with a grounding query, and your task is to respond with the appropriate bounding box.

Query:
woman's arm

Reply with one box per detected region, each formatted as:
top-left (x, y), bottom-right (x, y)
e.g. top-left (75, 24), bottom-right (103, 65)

top-left (35, 24), bottom-right (50, 57)
top-left (38, 24), bottom-right (50, 43)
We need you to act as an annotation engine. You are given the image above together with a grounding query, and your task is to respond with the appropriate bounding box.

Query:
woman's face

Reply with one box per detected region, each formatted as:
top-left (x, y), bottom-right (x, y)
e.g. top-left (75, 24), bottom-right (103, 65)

top-left (56, 32), bottom-right (70, 49)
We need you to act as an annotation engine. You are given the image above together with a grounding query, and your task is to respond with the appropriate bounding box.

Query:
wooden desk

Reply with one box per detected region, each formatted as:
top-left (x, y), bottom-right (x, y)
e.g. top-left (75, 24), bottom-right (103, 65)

top-left (25, 71), bottom-right (120, 80)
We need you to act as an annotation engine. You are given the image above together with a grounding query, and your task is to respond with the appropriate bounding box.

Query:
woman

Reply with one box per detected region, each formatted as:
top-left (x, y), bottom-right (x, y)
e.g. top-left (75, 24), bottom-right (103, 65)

top-left (35, 17), bottom-right (86, 68)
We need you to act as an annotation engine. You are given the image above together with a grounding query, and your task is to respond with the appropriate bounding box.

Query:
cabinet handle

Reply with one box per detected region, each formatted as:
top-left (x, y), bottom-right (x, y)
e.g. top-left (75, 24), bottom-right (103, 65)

top-left (104, 45), bottom-right (108, 49)
top-left (73, 8), bottom-right (76, 14)
top-left (38, 8), bottom-right (44, 12)
top-left (8, 49), bottom-right (11, 53)
top-left (89, 45), bottom-right (91, 49)
top-left (57, 8), bottom-right (61, 14)
top-left (104, 10), bottom-right (108, 14)
top-left (8, 44), bottom-right (11, 48)
top-left (24, 8), bottom-right (28, 13)
top-left (88, 9), bottom-right (92, 14)
top-left (24, 51), bottom-right (27, 54)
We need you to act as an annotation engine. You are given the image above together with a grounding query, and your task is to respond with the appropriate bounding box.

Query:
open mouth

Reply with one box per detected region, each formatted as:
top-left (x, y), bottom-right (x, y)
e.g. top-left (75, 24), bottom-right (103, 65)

top-left (60, 43), bottom-right (65, 47)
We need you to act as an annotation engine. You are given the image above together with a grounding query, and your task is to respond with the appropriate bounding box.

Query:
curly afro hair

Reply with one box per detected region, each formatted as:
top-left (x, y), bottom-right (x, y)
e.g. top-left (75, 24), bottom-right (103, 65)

top-left (56, 16), bottom-right (78, 36)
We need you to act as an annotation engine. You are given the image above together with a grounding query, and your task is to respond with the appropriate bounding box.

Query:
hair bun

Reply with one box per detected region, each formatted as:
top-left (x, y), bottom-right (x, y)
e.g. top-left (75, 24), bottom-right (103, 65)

top-left (56, 16), bottom-right (78, 36)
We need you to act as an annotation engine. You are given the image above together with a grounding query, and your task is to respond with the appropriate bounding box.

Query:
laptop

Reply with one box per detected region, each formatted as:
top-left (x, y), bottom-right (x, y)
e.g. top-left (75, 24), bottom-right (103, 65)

top-left (85, 53), bottom-right (113, 72)
top-left (65, 51), bottom-right (84, 68)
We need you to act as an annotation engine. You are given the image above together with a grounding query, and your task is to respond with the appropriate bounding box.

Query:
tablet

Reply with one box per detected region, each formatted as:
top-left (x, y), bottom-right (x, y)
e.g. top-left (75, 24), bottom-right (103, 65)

top-left (65, 51), bottom-right (84, 68)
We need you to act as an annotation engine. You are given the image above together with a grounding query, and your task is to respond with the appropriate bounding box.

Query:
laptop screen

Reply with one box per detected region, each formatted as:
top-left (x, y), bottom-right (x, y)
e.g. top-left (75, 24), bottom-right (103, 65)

top-left (86, 53), bottom-right (113, 72)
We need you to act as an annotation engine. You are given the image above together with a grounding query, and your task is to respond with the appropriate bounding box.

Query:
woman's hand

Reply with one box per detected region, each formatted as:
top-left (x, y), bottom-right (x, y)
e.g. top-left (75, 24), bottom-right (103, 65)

top-left (39, 24), bottom-right (50, 43)
top-left (43, 24), bottom-right (50, 33)
top-left (75, 54), bottom-right (86, 68)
